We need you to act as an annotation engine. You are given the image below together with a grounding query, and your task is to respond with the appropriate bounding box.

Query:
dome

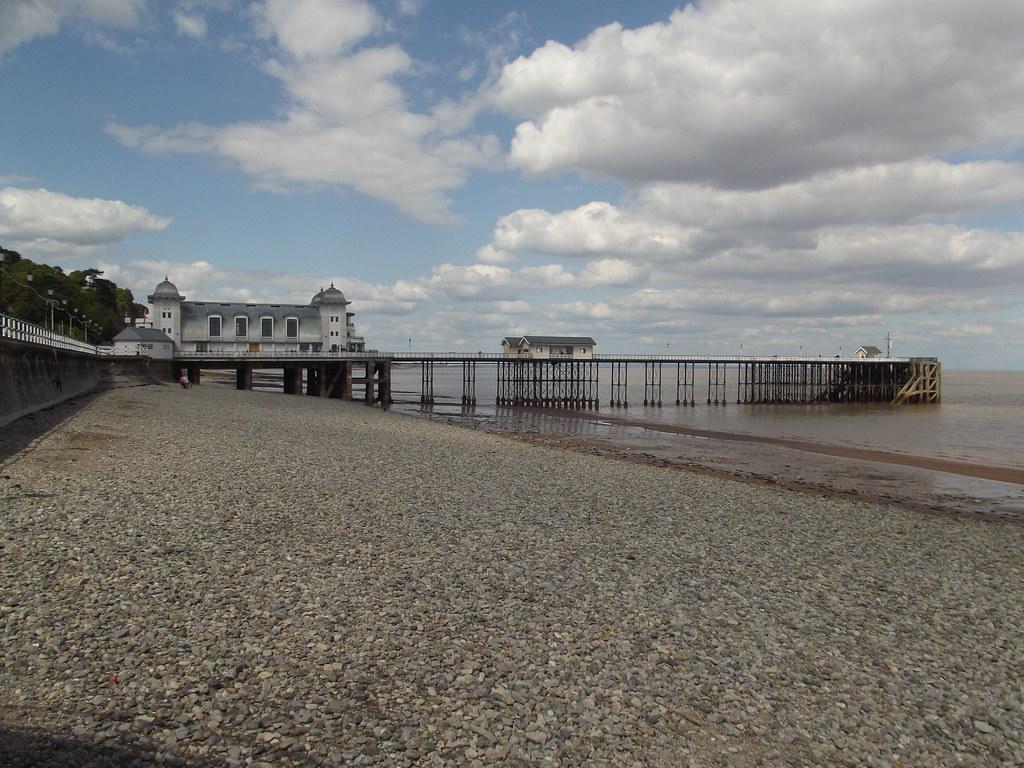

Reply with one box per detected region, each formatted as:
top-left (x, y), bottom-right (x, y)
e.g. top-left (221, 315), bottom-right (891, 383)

top-left (149, 277), bottom-right (184, 301)
top-left (313, 282), bottom-right (348, 306)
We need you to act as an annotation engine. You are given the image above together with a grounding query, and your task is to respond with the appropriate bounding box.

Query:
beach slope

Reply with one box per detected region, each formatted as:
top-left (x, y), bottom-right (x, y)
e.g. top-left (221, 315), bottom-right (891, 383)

top-left (1, 384), bottom-right (1022, 766)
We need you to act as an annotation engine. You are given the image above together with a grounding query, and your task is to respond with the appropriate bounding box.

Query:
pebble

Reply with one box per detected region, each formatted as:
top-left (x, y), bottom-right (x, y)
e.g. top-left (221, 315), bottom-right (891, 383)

top-left (1, 383), bottom-right (1023, 767)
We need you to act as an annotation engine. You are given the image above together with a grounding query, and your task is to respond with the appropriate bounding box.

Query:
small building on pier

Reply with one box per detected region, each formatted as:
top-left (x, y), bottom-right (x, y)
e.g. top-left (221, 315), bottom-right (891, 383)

top-left (501, 335), bottom-right (596, 359)
top-left (856, 345), bottom-right (882, 359)
top-left (111, 327), bottom-right (174, 359)
top-left (147, 278), bottom-right (366, 355)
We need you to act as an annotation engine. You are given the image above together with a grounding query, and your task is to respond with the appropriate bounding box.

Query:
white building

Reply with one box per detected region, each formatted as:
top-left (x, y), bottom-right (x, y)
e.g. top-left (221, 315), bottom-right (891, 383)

top-left (855, 345), bottom-right (882, 359)
top-left (501, 335), bottom-right (596, 359)
top-left (110, 327), bottom-right (175, 359)
top-left (147, 278), bottom-right (366, 355)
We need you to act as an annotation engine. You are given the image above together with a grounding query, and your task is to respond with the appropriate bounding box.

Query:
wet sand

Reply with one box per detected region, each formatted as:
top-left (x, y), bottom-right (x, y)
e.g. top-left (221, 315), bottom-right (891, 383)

top-left (493, 410), bottom-right (1024, 523)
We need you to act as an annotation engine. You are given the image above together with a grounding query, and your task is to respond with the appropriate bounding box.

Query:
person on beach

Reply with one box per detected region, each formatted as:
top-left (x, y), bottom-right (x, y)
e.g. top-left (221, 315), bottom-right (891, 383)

top-left (180, 371), bottom-right (191, 390)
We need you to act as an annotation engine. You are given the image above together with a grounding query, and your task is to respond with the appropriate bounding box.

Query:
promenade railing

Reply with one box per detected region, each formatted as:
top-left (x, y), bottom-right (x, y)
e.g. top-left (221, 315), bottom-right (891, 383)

top-left (174, 349), bottom-right (914, 363)
top-left (1, 313), bottom-right (98, 355)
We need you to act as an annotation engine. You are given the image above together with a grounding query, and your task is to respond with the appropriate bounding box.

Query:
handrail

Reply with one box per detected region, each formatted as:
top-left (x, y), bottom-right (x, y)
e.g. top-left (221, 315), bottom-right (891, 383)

top-left (175, 349), bottom-right (915, 363)
top-left (0, 313), bottom-right (98, 355)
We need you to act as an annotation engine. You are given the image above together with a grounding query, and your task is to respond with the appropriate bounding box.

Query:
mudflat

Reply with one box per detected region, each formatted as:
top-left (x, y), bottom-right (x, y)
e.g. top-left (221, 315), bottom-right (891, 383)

top-left (2, 384), bottom-right (1022, 766)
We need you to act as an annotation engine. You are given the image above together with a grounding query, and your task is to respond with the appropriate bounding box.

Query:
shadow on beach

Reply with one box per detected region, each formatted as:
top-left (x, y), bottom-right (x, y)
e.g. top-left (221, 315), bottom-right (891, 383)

top-left (0, 390), bottom-right (106, 463)
top-left (0, 725), bottom-right (160, 768)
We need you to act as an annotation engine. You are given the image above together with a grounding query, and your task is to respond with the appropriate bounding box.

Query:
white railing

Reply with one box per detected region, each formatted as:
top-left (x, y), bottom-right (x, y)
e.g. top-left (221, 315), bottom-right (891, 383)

top-left (176, 350), bottom-right (393, 360)
top-left (1, 313), bottom-right (99, 355)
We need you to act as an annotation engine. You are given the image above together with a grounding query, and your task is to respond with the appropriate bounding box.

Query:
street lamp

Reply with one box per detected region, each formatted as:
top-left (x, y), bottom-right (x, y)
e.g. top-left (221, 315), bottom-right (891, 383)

top-left (45, 289), bottom-right (57, 330)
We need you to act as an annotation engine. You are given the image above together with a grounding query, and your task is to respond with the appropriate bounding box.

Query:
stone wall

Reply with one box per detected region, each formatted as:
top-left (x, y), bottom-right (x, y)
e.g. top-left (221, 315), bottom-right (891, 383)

top-left (0, 343), bottom-right (164, 427)
top-left (0, 339), bottom-right (101, 427)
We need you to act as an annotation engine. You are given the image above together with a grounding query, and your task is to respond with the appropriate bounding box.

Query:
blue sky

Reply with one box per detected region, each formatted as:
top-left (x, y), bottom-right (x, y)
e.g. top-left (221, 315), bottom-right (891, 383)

top-left (2, 0), bottom-right (1023, 367)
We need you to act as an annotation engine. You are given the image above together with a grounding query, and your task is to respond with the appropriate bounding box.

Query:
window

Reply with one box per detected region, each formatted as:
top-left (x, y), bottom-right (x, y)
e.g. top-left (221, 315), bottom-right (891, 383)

top-left (209, 316), bottom-right (222, 337)
top-left (196, 342), bottom-right (208, 352)
top-left (286, 317), bottom-right (298, 339)
top-left (235, 316), bottom-right (248, 337)
top-left (261, 317), bottom-right (273, 338)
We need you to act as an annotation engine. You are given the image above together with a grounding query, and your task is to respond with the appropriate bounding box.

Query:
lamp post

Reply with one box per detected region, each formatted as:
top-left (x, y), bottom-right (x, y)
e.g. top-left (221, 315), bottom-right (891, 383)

top-left (45, 289), bottom-right (57, 330)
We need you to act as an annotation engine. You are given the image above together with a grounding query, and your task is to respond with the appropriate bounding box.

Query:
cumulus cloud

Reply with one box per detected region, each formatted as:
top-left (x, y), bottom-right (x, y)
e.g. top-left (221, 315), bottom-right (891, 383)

top-left (493, 202), bottom-right (690, 259)
top-left (109, 0), bottom-right (502, 223)
top-left (254, 0), bottom-right (377, 60)
top-left (0, 0), bottom-right (145, 54)
top-left (493, 0), bottom-right (1024, 187)
top-left (0, 187), bottom-right (170, 253)
top-left (174, 10), bottom-right (207, 39)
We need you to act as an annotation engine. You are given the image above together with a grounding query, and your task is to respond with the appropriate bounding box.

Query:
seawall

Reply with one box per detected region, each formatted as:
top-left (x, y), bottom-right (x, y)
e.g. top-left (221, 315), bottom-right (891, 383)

top-left (0, 341), bottom-right (161, 427)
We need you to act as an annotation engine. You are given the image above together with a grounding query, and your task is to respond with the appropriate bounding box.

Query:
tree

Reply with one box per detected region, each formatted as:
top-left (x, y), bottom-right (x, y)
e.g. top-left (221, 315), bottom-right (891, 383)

top-left (2, 255), bottom-right (141, 343)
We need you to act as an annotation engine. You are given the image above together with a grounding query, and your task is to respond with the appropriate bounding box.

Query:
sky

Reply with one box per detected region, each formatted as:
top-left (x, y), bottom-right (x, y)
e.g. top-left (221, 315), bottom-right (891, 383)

top-left (1, 0), bottom-right (1023, 367)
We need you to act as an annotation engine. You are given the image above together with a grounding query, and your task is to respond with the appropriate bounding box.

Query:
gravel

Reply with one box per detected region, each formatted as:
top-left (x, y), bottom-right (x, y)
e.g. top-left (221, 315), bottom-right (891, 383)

top-left (2, 383), bottom-right (1022, 767)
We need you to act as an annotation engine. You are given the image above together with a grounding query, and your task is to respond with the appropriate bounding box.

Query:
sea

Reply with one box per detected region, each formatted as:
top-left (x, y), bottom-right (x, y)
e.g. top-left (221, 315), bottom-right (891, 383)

top-left (387, 366), bottom-right (1024, 520)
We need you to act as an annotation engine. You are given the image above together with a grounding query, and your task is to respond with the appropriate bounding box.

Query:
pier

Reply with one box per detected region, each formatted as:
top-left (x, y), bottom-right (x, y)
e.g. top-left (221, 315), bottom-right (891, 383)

top-left (171, 353), bottom-right (392, 406)
top-left (168, 350), bottom-right (941, 409)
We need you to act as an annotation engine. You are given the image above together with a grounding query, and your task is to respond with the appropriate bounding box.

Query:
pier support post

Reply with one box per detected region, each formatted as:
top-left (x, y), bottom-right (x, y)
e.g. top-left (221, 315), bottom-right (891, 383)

top-left (283, 365), bottom-right (300, 395)
top-left (317, 364), bottom-right (328, 397)
top-left (378, 361), bottom-right (391, 408)
top-left (235, 363), bottom-right (252, 391)
top-left (364, 362), bottom-right (375, 404)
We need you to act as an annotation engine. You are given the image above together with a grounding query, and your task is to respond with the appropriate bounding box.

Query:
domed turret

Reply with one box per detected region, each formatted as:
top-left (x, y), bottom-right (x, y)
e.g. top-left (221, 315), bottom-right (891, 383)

top-left (148, 276), bottom-right (184, 302)
top-left (317, 283), bottom-right (348, 306)
top-left (147, 276), bottom-right (184, 351)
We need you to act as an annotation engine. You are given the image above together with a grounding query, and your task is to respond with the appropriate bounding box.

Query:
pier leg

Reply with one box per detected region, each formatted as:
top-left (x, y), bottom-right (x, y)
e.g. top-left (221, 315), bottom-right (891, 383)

top-left (283, 365), bottom-right (300, 395)
top-left (378, 361), bottom-right (391, 408)
top-left (235, 364), bottom-right (252, 391)
top-left (364, 362), bottom-right (376, 404)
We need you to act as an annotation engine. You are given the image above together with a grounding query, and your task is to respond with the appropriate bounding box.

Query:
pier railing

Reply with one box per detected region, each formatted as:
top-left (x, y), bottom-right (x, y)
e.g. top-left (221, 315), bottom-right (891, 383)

top-left (0, 313), bottom-right (99, 355)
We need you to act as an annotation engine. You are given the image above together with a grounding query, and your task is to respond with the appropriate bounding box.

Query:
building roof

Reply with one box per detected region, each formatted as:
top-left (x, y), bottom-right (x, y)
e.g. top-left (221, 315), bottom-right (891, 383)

top-left (311, 283), bottom-right (349, 306)
top-left (113, 327), bottom-right (174, 343)
top-left (858, 345), bottom-right (882, 355)
top-left (503, 335), bottom-right (597, 346)
top-left (148, 277), bottom-right (183, 301)
top-left (180, 302), bottom-right (320, 323)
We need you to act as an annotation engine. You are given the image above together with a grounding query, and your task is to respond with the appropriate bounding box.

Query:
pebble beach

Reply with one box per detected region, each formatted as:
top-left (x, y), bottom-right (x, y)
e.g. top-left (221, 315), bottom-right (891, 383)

top-left (2, 383), bottom-right (1022, 767)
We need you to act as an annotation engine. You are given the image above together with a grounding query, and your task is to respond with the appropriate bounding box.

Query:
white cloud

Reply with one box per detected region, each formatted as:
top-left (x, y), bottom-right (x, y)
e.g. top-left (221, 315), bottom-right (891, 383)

top-left (475, 244), bottom-right (514, 264)
top-left (174, 10), bottom-right (207, 39)
top-left (254, 0), bottom-right (377, 60)
top-left (492, 202), bottom-right (691, 259)
top-left (579, 258), bottom-right (646, 287)
top-left (493, 1), bottom-right (1024, 187)
top-left (110, 0), bottom-right (502, 223)
top-left (0, 187), bottom-right (170, 252)
top-left (395, 0), bottom-right (422, 17)
top-left (0, 0), bottom-right (145, 54)
top-left (638, 161), bottom-right (1024, 233)
top-left (936, 324), bottom-right (994, 338)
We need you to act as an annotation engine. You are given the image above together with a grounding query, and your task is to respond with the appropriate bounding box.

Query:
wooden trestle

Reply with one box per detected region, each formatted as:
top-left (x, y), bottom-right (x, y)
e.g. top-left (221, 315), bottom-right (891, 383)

top-left (171, 354), bottom-right (941, 411)
top-left (495, 359), bottom-right (600, 408)
top-left (483, 357), bottom-right (939, 408)
top-left (172, 358), bottom-right (392, 407)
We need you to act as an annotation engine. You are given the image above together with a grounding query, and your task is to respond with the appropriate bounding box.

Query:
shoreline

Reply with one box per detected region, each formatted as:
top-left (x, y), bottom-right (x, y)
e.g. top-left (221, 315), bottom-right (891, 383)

top-left (566, 409), bottom-right (1024, 484)
top-left (391, 401), bottom-right (1024, 523)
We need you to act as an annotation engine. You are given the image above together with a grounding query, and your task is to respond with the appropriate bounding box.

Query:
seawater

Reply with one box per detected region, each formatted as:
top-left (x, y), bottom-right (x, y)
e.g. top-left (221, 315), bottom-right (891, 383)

top-left (389, 366), bottom-right (1024, 472)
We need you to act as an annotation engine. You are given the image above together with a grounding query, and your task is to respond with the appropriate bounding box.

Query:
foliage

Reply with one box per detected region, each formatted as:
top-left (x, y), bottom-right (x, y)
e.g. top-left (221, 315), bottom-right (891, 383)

top-left (0, 248), bottom-right (147, 344)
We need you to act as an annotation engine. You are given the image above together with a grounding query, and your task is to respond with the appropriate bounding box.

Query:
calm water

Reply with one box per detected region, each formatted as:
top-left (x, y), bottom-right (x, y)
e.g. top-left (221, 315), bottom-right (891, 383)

top-left (389, 366), bottom-right (1024, 470)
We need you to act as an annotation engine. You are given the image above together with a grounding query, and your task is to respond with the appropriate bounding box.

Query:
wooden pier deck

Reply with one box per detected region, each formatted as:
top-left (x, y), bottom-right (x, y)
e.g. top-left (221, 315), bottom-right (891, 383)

top-left (170, 352), bottom-right (941, 409)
